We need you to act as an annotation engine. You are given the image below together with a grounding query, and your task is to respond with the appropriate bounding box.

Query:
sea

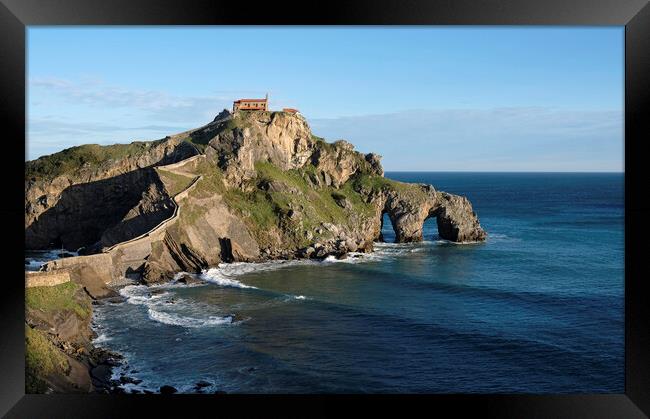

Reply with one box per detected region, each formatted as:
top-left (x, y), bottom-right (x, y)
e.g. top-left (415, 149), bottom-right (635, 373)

top-left (32, 172), bottom-right (625, 393)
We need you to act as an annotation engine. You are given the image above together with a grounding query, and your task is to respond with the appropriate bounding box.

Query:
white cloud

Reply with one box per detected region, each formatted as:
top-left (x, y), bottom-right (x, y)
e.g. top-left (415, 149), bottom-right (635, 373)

top-left (29, 76), bottom-right (234, 122)
top-left (310, 107), bottom-right (623, 171)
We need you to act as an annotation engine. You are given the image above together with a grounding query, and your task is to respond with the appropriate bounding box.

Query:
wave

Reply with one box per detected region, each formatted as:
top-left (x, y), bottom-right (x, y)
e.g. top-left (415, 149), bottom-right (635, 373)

top-left (119, 285), bottom-right (172, 306)
top-left (147, 307), bottom-right (233, 328)
top-left (92, 333), bottom-right (112, 345)
top-left (169, 272), bottom-right (208, 287)
top-left (198, 243), bottom-right (436, 283)
top-left (201, 268), bottom-right (258, 289)
top-left (119, 283), bottom-right (236, 329)
top-left (200, 259), bottom-right (325, 287)
top-left (320, 252), bottom-right (377, 264)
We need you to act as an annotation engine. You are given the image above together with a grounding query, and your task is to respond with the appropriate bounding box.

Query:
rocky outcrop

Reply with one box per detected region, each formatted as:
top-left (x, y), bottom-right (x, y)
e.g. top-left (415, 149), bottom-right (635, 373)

top-left (25, 280), bottom-right (121, 393)
top-left (200, 110), bottom-right (315, 186)
top-left (142, 186), bottom-right (261, 284)
top-left (310, 140), bottom-right (383, 187)
top-left (25, 137), bottom-right (197, 250)
top-left (363, 185), bottom-right (486, 244)
top-left (26, 110), bottom-right (486, 285)
top-left (196, 111), bottom-right (383, 189)
top-left (98, 177), bottom-right (176, 249)
top-left (434, 192), bottom-right (487, 242)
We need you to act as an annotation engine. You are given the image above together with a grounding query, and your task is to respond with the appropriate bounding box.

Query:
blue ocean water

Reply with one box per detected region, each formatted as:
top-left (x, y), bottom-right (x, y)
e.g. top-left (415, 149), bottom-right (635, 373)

top-left (92, 172), bottom-right (624, 393)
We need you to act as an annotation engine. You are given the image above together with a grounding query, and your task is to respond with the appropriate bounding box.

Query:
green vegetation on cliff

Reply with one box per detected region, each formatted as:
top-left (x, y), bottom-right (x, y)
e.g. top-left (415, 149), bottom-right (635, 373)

top-left (25, 325), bottom-right (70, 393)
top-left (25, 281), bottom-right (94, 393)
top-left (26, 139), bottom-right (167, 181)
top-left (156, 167), bottom-right (195, 197)
top-left (26, 281), bottom-right (92, 320)
top-left (178, 156), bottom-right (380, 249)
top-left (352, 173), bottom-right (430, 204)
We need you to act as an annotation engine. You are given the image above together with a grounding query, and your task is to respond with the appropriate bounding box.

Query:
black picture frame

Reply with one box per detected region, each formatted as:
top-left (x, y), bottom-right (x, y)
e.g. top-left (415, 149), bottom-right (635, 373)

top-left (2, 0), bottom-right (648, 417)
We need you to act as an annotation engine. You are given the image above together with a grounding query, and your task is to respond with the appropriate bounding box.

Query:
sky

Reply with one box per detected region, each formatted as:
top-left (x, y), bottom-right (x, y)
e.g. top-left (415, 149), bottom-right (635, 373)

top-left (27, 27), bottom-right (624, 171)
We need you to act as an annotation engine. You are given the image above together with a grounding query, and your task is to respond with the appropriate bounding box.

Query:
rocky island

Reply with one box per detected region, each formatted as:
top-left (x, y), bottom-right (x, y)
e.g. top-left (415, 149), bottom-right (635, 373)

top-left (25, 109), bottom-right (486, 392)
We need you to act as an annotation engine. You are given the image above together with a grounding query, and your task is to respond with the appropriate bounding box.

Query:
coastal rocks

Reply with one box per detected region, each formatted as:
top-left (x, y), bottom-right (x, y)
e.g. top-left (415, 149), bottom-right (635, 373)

top-left (435, 192), bottom-right (487, 242)
top-left (310, 140), bottom-right (383, 188)
top-left (98, 179), bottom-right (176, 249)
top-left (176, 274), bottom-right (202, 285)
top-left (202, 111), bottom-right (316, 186)
top-left (331, 192), bottom-right (351, 209)
top-left (43, 254), bottom-right (117, 299)
top-left (193, 380), bottom-right (212, 392)
top-left (25, 281), bottom-right (124, 394)
top-left (26, 168), bottom-right (167, 250)
top-left (119, 375), bottom-right (142, 385)
top-left (160, 385), bottom-right (178, 394)
top-left (141, 193), bottom-right (261, 284)
top-left (365, 183), bottom-right (486, 244)
top-left (364, 153), bottom-right (384, 176)
top-left (213, 108), bottom-right (232, 122)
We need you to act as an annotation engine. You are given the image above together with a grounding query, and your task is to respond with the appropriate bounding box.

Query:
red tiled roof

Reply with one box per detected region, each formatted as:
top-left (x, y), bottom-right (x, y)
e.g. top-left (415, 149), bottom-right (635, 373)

top-left (234, 98), bottom-right (267, 103)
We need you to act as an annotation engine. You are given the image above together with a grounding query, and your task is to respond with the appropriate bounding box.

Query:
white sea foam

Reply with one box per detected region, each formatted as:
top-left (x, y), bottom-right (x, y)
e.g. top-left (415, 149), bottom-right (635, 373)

top-left (216, 260), bottom-right (309, 276)
top-left (119, 285), bottom-right (171, 306)
top-left (92, 333), bottom-right (112, 344)
top-left (147, 307), bottom-right (233, 328)
top-left (320, 252), bottom-right (374, 264)
top-left (294, 295), bottom-right (307, 300)
top-left (200, 244), bottom-right (428, 283)
top-left (201, 259), bottom-right (316, 287)
top-left (201, 268), bottom-right (258, 289)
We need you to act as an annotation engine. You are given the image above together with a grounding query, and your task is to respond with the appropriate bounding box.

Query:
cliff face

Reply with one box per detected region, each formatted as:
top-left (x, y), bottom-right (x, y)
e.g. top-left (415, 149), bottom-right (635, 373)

top-left (25, 138), bottom-right (197, 250)
top-left (29, 109), bottom-right (487, 284)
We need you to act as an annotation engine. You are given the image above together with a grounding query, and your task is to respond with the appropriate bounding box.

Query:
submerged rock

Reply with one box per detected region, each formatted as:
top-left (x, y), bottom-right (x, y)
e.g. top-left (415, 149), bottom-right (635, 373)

top-left (176, 274), bottom-right (202, 285)
top-left (160, 385), bottom-right (178, 394)
top-left (194, 380), bottom-right (212, 390)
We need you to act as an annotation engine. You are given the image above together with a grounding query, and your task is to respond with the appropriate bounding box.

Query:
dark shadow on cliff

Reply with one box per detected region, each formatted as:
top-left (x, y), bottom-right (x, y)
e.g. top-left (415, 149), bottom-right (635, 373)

top-left (25, 168), bottom-right (172, 251)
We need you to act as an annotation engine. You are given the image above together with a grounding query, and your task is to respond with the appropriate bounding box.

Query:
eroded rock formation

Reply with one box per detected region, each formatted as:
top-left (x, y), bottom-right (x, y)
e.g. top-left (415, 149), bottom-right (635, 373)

top-left (29, 109), bottom-right (486, 285)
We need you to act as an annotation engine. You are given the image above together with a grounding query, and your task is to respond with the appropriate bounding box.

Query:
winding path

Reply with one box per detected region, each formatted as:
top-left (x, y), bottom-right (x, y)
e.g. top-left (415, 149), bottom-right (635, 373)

top-left (104, 155), bottom-right (204, 253)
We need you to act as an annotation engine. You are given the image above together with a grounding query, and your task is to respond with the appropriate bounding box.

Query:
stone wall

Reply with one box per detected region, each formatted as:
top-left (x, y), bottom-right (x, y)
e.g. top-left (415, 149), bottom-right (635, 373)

top-left (25, 270), bottom-right (71, 288)
top-left (42, 253), bottom-right (115, 285)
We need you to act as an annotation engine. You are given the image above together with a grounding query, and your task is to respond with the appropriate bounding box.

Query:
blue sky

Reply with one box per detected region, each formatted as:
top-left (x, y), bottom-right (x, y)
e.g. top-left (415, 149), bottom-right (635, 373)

top-left (27, 27), bottom-right (624, 171)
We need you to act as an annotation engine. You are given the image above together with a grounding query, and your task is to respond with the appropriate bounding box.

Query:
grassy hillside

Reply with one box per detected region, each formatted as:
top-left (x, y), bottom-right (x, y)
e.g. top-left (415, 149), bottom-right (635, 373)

top-left (25, 281), bottom-right (92, 320)
top-left (25, 139), bottom-right (167, 182)
top-left (25, 281), bottom-right (91, 393)
top-left (177, 154), bottom-right (426, 250)
top-left (25, 325), bottom-right (69, 393)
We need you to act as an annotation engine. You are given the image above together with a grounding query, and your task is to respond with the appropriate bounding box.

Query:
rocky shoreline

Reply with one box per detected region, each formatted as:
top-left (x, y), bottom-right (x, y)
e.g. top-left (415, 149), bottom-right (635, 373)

top-left (25, 279), bottom-right (125, 393)
top-left (88, 284), bottom-right (232, 394)
top-left (25, 109), bottom-right (487, 393)
top-left (26, 110), bottom-right (486, 289)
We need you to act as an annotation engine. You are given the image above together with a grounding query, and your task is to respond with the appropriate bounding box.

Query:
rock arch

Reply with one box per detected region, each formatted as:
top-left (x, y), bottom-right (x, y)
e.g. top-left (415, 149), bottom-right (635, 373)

top-left (378, 186), bottom-right (486, 244)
